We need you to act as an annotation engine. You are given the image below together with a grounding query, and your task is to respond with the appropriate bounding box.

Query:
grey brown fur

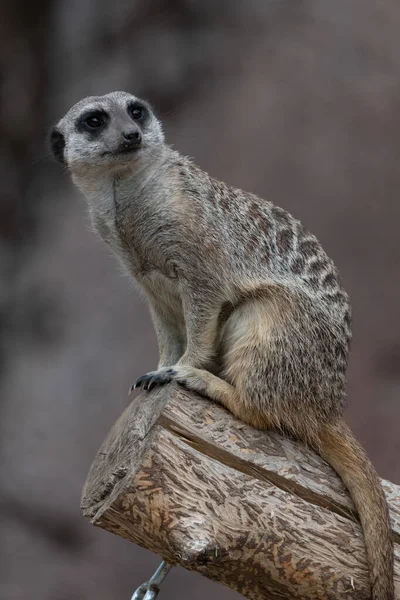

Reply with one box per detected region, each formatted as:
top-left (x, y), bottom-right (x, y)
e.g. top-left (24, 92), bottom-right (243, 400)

top-left (51, 91), bottom-right (394, 599)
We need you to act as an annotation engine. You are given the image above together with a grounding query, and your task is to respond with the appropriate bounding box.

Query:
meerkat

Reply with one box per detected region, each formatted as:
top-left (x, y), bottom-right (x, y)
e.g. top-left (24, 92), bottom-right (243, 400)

top-left (50, 91), bottom-right (394, 599)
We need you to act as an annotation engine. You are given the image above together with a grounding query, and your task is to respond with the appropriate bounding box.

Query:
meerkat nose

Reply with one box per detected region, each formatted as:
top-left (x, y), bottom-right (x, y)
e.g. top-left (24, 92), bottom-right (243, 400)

top-left (122, 129), bottom-right (141, 144)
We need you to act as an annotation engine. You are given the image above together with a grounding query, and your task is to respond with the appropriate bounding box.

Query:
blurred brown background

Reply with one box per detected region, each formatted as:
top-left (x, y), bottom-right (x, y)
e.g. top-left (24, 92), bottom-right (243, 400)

top-left (0, 1), bottom-right (399, 599)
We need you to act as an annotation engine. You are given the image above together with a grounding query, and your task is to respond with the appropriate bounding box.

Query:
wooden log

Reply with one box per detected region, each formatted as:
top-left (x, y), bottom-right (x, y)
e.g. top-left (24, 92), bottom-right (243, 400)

top-left (81, 384), bottom-right (400, 600)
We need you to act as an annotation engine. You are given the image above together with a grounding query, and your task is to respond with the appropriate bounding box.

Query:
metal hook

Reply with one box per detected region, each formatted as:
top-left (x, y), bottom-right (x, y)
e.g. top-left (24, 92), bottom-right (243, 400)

top-left (131, 561), bottom-right (172, 600)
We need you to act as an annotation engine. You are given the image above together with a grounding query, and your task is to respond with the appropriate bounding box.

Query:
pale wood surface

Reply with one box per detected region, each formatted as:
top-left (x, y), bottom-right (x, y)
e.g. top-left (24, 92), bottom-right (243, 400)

top-left (82, 385), bottom-right (400, 600)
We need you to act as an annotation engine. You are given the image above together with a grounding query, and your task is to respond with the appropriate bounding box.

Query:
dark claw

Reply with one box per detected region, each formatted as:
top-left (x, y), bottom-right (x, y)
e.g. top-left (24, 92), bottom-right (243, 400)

top-left (131, 370), bottom-right (177, 394)
top-left (134, 375), bottom-right (147, 389)
top-left (129, 376), bottom-right (146, 394)
top-left (144, 376), bottom-right (158, 391)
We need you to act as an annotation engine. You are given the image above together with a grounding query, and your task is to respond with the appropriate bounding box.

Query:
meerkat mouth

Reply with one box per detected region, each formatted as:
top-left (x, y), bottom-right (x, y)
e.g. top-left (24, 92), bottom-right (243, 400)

top-left (120, 145), bottom-right (141, 153)
top-left (101, 146), bottom-right (141, 158)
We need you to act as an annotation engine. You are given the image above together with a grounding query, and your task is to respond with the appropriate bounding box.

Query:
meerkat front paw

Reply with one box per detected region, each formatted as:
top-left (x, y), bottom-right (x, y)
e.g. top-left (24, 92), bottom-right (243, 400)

top-left (170, 366), bottom-right (208, 396)
top-left (129, 365), bottom-right (208, 396)
top-left (130, 367), bottom-right (177, 393)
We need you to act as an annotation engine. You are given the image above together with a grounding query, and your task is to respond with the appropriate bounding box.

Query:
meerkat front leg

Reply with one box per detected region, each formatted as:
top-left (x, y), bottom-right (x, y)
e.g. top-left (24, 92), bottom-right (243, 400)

top-left (133, 291), bottom-right (222, 392)
top-left (149, 302), bottom-right (185, 368)
top-left (134, 296), bottom-right (243, 419)
top-left (177, 294), bottom-right (222, 368)
top-left (130, 300), bottom-right (185, 393)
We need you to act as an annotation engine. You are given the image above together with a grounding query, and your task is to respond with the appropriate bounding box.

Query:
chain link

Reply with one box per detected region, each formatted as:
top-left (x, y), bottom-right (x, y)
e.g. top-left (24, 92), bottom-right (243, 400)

top-left (131, 561), bottom-right (172, 600)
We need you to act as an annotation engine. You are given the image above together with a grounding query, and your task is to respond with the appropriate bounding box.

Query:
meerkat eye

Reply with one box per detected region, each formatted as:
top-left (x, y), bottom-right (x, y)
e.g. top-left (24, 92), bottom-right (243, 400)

top-left (129, 105), bottom-right (145, 121)
top-left (82, 113), bottom-right (106, 130)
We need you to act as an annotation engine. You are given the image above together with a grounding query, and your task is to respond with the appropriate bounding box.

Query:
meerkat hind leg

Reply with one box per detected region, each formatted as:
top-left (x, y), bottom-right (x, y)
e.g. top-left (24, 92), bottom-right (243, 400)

top-left (174, 366), bottom-right (238, 410)
top-left (217, 293), bottom-right (294, 431)
top-left (173, 365), bottom-right (274, 429)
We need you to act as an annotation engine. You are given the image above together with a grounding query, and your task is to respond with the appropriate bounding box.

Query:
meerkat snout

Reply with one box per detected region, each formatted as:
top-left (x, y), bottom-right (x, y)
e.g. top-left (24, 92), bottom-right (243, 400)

top-left (122, 129), bottom-right (141, 142)
top-left (121, 127), bottom-right (142, 150)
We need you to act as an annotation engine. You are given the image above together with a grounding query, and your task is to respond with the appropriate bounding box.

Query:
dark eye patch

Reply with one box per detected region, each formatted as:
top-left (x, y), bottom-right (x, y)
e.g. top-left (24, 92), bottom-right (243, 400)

top-left (76, 110), bottom-right (109, 134)
top-left (128, 102), bottom-right (147, 122)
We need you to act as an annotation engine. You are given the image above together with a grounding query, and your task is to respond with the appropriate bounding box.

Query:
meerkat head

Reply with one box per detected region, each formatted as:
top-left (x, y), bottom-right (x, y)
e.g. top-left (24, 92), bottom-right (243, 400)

top-left (50, 91), bottom-right (165, 173)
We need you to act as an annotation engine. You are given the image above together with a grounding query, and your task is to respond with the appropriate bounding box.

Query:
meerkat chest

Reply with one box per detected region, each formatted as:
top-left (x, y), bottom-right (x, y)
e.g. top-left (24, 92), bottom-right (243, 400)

top-left (82, 180), bottom-right (140, 270)
top-left (78, 177), bottom-right (120, 244)
top-left (83, 173), bottom-right (182, 279)
top-left (90, 211), bottom-right (119, 245)
top-left (90, 209), bottom-right (146, 278)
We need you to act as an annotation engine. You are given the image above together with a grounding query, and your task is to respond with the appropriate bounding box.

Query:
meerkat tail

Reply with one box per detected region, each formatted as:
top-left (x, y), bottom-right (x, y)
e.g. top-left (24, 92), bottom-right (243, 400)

top-left (315, 420), bottom-right (394, 600)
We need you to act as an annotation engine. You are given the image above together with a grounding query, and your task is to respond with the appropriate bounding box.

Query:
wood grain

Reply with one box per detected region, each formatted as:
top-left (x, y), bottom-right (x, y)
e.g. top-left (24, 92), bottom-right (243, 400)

top-left (81, 384), bottom-right (400, 599)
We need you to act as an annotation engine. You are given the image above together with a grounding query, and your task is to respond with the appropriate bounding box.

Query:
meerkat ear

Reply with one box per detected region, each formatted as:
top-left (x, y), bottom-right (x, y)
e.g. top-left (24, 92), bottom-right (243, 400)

top-left (49, 127), bottom-right (66, 164)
